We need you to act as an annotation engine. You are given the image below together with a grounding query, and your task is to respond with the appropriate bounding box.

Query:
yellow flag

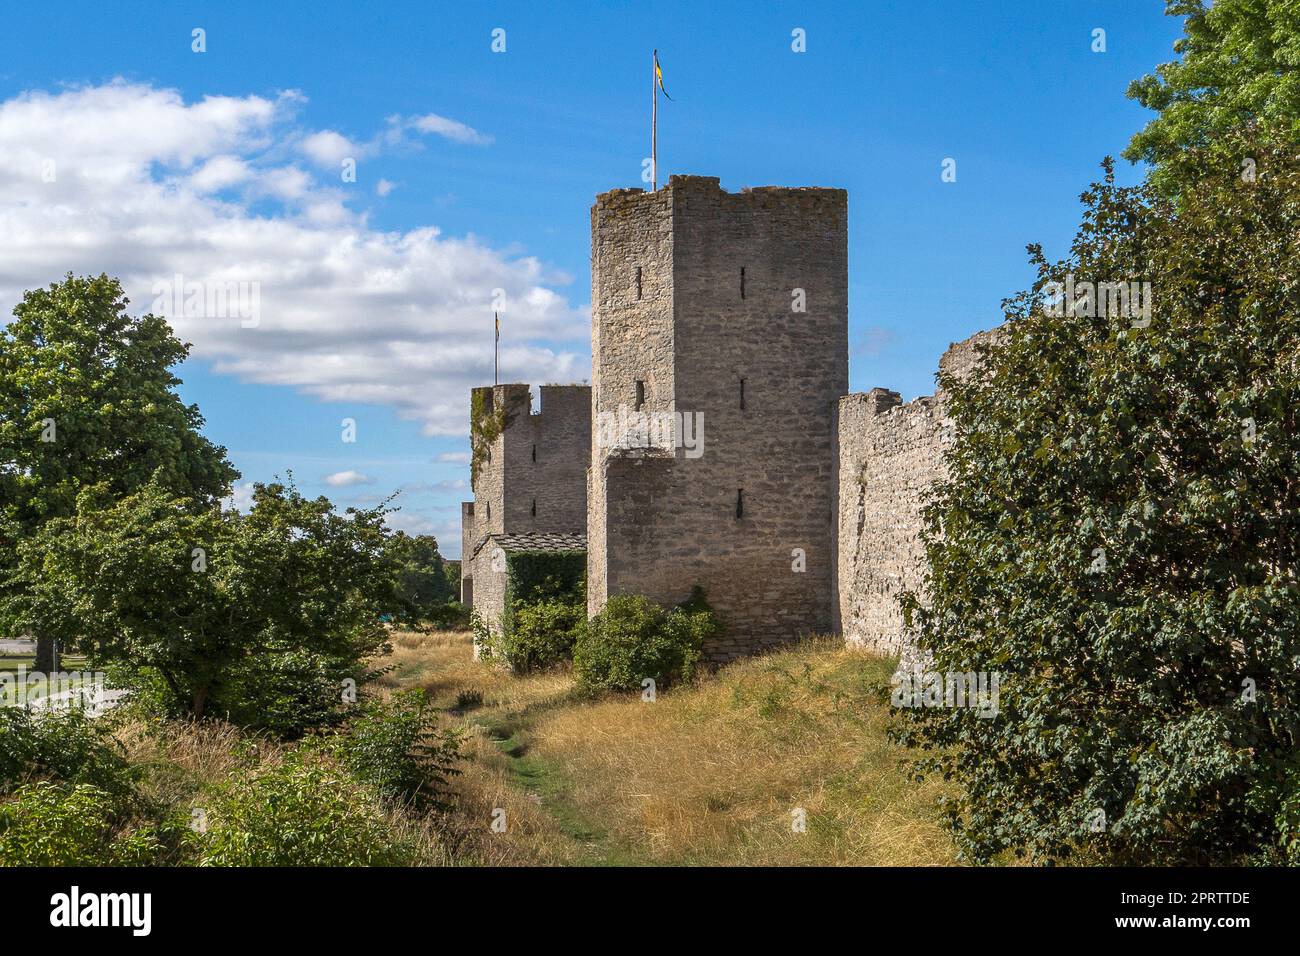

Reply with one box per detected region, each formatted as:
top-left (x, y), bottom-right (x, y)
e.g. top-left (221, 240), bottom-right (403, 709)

top-left (654, 50), bottom-right (671, 100)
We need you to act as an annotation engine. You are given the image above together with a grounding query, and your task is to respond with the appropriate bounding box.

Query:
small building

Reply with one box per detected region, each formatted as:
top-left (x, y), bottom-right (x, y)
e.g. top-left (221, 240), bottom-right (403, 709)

top-left (464, 531), bottom-right (587, 652)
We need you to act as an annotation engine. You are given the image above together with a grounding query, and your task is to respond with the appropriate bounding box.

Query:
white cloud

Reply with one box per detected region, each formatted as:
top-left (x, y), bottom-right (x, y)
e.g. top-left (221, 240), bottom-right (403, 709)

top-left (376, 178), bottom-right (396, 197)
top-left (405, 113), bottom-right (493, 145)
top-left (299, 129), bottom-right (361, 167)
top-left (436, 451), bottom-right (471, 464)
top-left (191, 155), bottom-right (254, 192)
top-left (384, 509), bottom-right (463, 553)
top-left (222, 481), bottom-right (258, 512)
top-left (324, 470), bottom-right (376, 487)
top-left (0, 81), bottom-right (586, 436)
top-left (398, 479), bottom-right (466, 493)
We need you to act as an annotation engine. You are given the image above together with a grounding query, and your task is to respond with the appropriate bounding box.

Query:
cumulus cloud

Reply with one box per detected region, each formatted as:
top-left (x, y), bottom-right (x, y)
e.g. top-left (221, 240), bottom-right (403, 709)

top-left (404, 113), bottom-right (493, 145)
top-left (436, 451), bottom-right (471, 464)
top-left (299, 129), bottom-right (363, 167)
top-left (0, 80), bottom-right (586, 436)
top-left (324, 470), bottom-right (376, 487)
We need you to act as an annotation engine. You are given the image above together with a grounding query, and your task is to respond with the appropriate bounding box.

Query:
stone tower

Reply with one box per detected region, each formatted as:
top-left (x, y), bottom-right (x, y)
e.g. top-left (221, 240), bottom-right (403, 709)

top-left (460, 382), bottom-right (591, 617)
top-left (588, 175), bottom-right (848, 661)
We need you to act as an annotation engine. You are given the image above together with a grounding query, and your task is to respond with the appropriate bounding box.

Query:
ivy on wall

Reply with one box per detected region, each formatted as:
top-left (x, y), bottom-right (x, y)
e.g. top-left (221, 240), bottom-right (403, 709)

top-left (502, 549), bottom-right (587, 617)
top-left (469, 389), bottom-right (512, 485)
top-left (478, 549), bottom-right (587, 671)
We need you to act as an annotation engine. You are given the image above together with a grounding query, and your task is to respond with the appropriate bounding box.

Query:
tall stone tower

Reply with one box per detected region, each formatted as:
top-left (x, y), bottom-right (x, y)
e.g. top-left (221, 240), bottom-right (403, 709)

top-left (588, 175), bottom-right (848, 661)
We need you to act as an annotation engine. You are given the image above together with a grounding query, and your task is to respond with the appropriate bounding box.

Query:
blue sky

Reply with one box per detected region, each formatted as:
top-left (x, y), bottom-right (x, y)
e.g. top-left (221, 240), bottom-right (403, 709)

top-left (0, 1), bottom-right (1186, 556)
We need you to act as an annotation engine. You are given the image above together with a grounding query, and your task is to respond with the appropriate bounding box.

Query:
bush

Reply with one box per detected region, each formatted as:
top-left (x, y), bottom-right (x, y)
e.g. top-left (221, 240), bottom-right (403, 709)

top-left (0, 708), bottom-right (134, 798)
top-left (329, 691), bottom-right (461, 810)
top-left (497, 599), bottom-right (585, 673)
top-left (199, 750), bottom-right (413, 866)
top-left (5, 478), bottom-right (398, 737)
top-left (1274, 773), bottom-right (1300, 866)
top-left (427, 601), bottom-right (469, 630)
top-left (574, 590), bottom-right (716, 694)
top-left (216, 650), bottom-right (354, 737)
top-left (470, 608), bottom-right (493, 656)
top-left (0, 782), bottom-right (161, 866)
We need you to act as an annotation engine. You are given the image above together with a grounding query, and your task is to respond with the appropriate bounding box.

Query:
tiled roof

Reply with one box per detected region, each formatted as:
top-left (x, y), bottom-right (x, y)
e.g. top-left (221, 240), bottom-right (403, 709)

top-left (472, 531), bottom-right (587, 558)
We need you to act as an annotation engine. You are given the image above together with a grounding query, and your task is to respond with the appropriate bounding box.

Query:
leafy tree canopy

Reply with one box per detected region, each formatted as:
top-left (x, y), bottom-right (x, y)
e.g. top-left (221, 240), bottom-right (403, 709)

top-left (0, 274), bottom-right (237, 661)
top-left (0, 273), bottom-right (237, 527)
top-left (6, 478), bottom-right (398, 732)
top-left (901, 130), bottom-right (1300, 864)
top-left (1126, 0), bottom-right (1300, 195)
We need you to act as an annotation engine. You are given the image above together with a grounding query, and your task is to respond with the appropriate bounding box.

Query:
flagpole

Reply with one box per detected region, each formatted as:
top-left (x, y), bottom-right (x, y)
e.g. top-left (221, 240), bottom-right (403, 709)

top-left (651, 49), bottom-right (658, 192)
top-left (494, 311), bottom-right (499, 386)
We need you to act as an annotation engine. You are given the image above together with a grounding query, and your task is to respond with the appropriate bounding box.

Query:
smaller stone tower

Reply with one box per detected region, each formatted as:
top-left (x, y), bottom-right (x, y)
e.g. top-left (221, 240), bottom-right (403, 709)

top-left (460, 383), bottom-right (591, 630)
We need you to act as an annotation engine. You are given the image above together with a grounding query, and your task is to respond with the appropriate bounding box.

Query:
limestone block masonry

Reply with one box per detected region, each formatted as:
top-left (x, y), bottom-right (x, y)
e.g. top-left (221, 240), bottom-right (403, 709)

top-left (588, 175), bottom-right (849, 662)
top-left (836, 329), bottom-right (1002, 660)
top-left (457, 172), bottom-right (1001, 670)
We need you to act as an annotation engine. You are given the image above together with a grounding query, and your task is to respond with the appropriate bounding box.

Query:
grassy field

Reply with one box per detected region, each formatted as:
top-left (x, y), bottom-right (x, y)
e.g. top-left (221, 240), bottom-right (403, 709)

top-left (376, 629), bottom-right (958, 866)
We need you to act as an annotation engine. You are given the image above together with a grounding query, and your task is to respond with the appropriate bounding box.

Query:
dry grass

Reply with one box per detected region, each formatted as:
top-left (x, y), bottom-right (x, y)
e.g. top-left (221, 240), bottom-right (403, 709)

top-left (377, 629), bottom-right (590, 865)
top-left (386, 629), bottom-right (957, 866)
top-left (112, 716), bottom-right (273, 809)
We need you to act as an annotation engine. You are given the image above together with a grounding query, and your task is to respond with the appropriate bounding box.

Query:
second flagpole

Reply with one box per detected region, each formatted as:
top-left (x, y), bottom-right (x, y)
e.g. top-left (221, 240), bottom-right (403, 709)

top-left (651, 49), bottom-right (657, 191)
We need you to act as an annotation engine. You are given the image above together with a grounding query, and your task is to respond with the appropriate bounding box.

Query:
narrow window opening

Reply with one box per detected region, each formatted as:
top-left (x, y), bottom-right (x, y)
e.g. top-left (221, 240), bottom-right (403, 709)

top-left (739, 377), bottom-right (746, 411)
top-left (635, 266), bottom-right (642, 300)
top-left (531, 498), bottom-right (536, 517)
top-left (486, 502), bottom-right (491, 519)
top-left (532, 444), bottom-right (536, 462)
top-left (634, 380), bottom-right (646, 411)
top-left (740, 267), bottom-right (746, 299)
top-left (736, 488), bottom-right (744, 520)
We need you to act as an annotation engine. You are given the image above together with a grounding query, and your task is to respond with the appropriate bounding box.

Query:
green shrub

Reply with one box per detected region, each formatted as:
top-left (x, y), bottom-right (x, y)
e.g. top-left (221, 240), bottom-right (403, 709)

top-left (0, 782), bottom-right (161, 866)
top-left (6, 478), bottom-right (399, 738)
top-left (497, 599), bottom-right (585, 673)
top-left (470, 609), bottom-right (494, 659)
top-left (574, 590), bottom-right (716, 694)
top-left (454, 688), bottom-right (483, 711)
top-left (200, 750), bottom-right (413, 866)
top-left (216, 650), bottom-right (354, 738)
top-left (0, 708), bottom-right (134, 797)
top-left (898, 141), bottom-right (1300, 864)
top-left (427, 601), bottom-right (470, 630)
top-left (329, 691), bottom-right (461, 810)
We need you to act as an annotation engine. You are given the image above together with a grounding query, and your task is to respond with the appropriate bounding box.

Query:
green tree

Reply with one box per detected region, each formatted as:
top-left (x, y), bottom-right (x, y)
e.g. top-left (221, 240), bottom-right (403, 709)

top-left (385, 532), bottom-right (453, 616)
top-left (900, 135), bottom-right (1300, 864)
top-left (1126, 0), bottom-right (1300, 196)
top-left (384, 531), bottom-right (469, 628)
top-left (0, 274), bottom-right (238, 668)
top-left (7, 478), bottom-right (397, 732)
